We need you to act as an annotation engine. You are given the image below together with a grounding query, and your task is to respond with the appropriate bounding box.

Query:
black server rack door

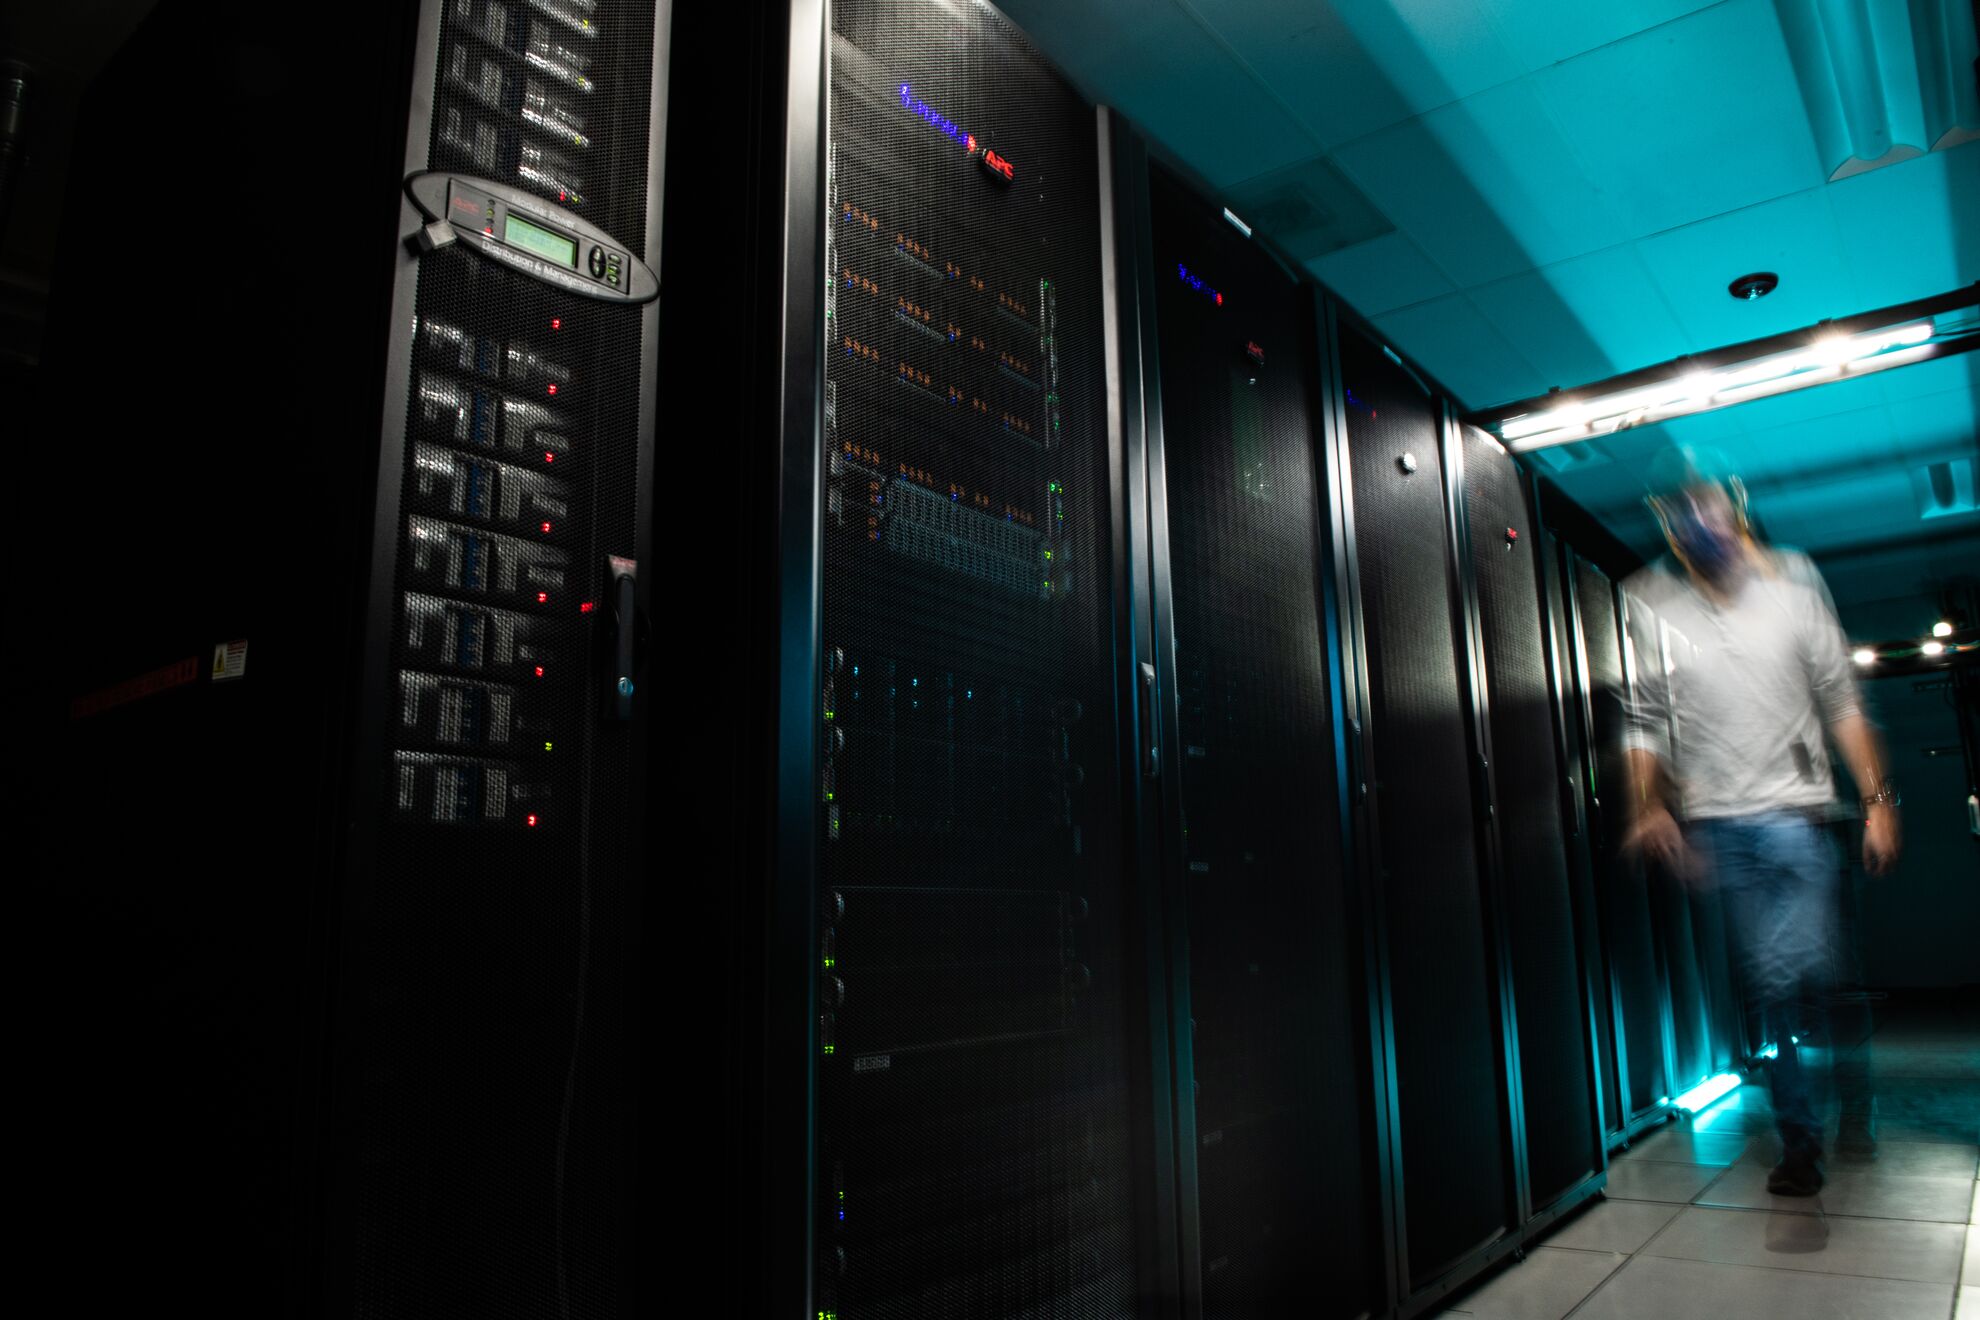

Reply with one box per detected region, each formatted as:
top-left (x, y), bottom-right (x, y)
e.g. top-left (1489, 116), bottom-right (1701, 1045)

top-left (346, 1), bottom-right (659, 1313)
top-left (1549, 532), bottom-right (1624, 1141)
top-left (1574, 557), bottom-right (1671, 1121)
top-left (818, 4), bottom-right (1137, 1314)
top-left (1459, 428), bottom-right (1601, 1211)
top-left (1147, 166), bottom-right (1380, 1317)
top-left (1340, 328), bottom-right (1511, 1287)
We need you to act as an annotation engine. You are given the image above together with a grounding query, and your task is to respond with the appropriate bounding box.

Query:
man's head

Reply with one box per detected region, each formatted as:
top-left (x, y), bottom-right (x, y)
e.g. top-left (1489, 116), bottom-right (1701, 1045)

top-left (1646, 445), bottom-right (1751, 584)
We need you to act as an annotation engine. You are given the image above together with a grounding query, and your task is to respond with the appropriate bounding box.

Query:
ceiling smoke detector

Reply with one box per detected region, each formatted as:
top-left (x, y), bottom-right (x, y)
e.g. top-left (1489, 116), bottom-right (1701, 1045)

top-left (1729, 272), bottom-right (1780, 301)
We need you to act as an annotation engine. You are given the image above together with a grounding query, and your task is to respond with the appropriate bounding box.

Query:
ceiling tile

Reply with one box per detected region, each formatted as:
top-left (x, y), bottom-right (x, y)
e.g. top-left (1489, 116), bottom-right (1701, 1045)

top-left (1187, 0), bottom-right (1522, 150)
top-left (1886, 384), bottom-right (1980, 457)
top-left (1635, 188), bottom-right (1858, 348)
top-left (992, 0), bottom-right (1323, 186)
top-left (1755, 471), bottom-right (1920, 549)
top-left (1179, 0), bottom-right (1417, 149)
top-left (1532, 0), bottom-right (1822, 237)
top-left (1469, 245), bottom-right (1691, 389)
top-left (1726, 404), bottom-right (1897, 486)
top-left (1370, 292), bottom-right (1546, 406)
top-left (1333, 77), bottom-right (1627, 287)
top-left (1875, 347), bottom-right (1980, 405)
top-left (1477, 0), bottom-right (1723, 74)
top-left (1826, 145), bottom-right (1980, 310)
top-left (1309, 230), bottom-right (1454, 316)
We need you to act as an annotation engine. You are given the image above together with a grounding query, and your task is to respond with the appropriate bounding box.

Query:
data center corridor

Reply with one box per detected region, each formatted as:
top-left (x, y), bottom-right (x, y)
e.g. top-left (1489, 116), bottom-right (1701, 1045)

top-left (1432, 1001), bottom-right (1980, 1320)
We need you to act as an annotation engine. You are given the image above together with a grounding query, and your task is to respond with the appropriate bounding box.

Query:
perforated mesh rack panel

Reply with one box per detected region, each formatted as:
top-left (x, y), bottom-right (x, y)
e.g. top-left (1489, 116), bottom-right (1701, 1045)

top-left (818, 3), bottom-right (1135, 1314)
top-left (351, 1), bottom-right (655, 1313)
top-left (1339, 327), bottom-right (1510, 1287)
top-left (1575, 558), bottom-right (1670, 1120)
top-left (1549, 539), bottom-right (1623, 1138)
top-left (1460, 426), bottom-right (1600, 1209)
top-left (1146, 166), bottom-right (1379, 1317)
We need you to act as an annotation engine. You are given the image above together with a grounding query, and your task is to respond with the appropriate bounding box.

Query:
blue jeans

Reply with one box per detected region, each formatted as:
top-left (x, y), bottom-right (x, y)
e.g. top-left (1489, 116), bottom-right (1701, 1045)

top-left (1687, 811), bottom-right (1841, 1153)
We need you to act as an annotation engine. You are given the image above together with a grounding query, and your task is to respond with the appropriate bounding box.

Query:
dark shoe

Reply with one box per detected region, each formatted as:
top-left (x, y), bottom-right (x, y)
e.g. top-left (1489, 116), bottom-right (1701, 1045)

top-left (1767, 1151), bottom-right (1824, 1196)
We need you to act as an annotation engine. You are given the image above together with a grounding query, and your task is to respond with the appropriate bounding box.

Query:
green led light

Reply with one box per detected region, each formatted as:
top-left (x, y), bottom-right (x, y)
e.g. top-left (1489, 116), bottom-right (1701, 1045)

top-left (543, 741), bottom-right (554, 751)
top-left (824, 710), bottom-right (835, 720)
top-left (822, 1044), bottom-right (835, 1055)
top-left (1043, 549), bottom-right (1053, 560)
top-left (825, 791), bottom-right (835, 801)
top-left (822, 957), bottom-right (835, 968)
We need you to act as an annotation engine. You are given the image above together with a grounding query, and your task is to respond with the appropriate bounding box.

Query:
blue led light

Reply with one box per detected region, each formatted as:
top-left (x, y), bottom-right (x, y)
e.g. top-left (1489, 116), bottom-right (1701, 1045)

top-left (900, 84), bottom-right (969, 147)
top-left (1176, 262), bottom-right (1224, 307)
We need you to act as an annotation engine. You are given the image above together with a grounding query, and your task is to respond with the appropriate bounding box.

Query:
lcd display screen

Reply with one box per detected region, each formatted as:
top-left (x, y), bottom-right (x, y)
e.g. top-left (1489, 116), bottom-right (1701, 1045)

top-left (504, 213), bottom-right (577, 268)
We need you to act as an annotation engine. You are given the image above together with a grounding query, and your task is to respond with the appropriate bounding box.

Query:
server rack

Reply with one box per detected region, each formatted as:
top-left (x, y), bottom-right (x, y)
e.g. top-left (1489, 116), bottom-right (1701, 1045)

top-left (795, 2), bottom-right (1164, 1314)
top-left (1539, 523), bottom-right (1628, 1148)
top-left (1453, 424), bottom-right (1607, 1229)
top-left (325, 0), bottom-right (669, 1312)
top-left (1329, 316), bottom-right (1520, 1314)
top-left (1566, 554), bottom-right (1676, 1142)
top-left (1134, 160), bottom-right (1388, 1319)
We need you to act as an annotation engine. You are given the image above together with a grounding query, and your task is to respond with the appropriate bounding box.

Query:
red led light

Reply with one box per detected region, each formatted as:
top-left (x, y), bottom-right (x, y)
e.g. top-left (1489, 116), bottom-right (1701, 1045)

top-left (1214, 292), bottom-right (1223, 306)
top-left (527, 813), bottom-right (539, 827)
top-left (543, 451), bottom-right (555, 463)
top-left (579, 600), bottom-right (596, 614)
top-left (551, 318), bottom-right (562, 330)
top-left (966, 134), bottom-right (976, 152)
top-left (541, 521), bottom-right (553, 534)
top-left (537, 591), bottom-right (549, 604)
top-left (546, 383), bottom-right (558, 395)
top-left (535, 665), bottom-right (545, 677)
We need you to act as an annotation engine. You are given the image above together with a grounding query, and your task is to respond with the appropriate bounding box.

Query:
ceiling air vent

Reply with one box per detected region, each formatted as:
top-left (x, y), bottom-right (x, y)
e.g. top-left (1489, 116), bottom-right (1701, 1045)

top-left (1915, 455), bottom-right (1978, 519)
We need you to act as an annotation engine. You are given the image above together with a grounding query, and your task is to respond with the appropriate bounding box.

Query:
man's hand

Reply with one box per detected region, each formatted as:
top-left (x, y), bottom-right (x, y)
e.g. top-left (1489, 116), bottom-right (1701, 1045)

top-left (1863, 803), bottom-right (1901, 877)
top-left (1622, 802), bottom-right (1694, 879)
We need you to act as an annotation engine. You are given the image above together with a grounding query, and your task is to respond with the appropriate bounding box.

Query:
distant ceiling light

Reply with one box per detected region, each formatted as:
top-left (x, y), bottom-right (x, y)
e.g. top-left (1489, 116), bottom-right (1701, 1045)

top-left (1921, 640), bottom-right (1946, 656)
top-left (1729, 272), bottom-right (1779, 300)
top-left (1933, 620), bottom-right (1954, 637)
top-left (1469, 287), bottom-right (1980, 453)
top-left (1222, 207), bottom-right (1252, 238)
top-left (1852, 648), bottom-right (1877, 666)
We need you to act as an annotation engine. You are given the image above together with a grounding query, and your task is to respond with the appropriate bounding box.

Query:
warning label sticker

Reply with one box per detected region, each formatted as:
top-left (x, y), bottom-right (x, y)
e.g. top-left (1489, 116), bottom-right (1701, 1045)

top-left (211, 639), bottom-right (249, 682)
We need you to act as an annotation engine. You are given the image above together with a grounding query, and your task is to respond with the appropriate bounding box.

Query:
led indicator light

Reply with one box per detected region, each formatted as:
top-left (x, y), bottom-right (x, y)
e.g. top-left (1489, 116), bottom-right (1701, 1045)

top-left (542, 521), bottom-right (553, 534)
top-left (551, 318), bottom-right (562, 330)
top-left (544, 741), bottom-right (554, 751)
top-left (537, 591), bottom-right (549, 604)
top-left (579, 601), bottom-right (596, 614)
top-left (535, 666), bottom-right (545, 677)
top-left (543, 451), bottom-right (556, 463)
top-left (546, 383), bottom-right (558, 395)
top-left (526, 813), bottom-right (539, 827)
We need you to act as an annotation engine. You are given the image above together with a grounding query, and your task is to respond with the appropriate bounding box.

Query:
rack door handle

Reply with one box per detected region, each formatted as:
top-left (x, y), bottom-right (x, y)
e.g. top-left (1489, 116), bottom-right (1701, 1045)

top-left (1140, 662), bottom-right (1160, 780)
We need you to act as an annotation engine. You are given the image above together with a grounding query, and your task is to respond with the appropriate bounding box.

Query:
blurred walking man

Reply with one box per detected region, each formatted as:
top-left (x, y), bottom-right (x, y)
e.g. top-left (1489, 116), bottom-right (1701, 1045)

top-left (1621, 448), bottom-right (1901, 1196)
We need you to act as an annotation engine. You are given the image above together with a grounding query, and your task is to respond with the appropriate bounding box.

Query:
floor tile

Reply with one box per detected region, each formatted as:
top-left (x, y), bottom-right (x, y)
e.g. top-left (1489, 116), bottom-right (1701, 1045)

top-left (1644, 1205), bottom-right (1965, 1283)
top-left (1569, 1254), bottom-right (1954, 1320)
top-left (1601, 1160), bottom-right (1722, 1204)
top-left (1740, 1138), bottom-right (1978, 1180)
top-left (1435, 1246), bottom-right (1624, 1320)
top-left (1698, 1162), bottom-right (1976, 1222)
top-left (1611, 1125), bottom-right (1751, 1168)
top-left (1541, 1197), bottom-right (1681, 1254)
top-left (1964, 1223), bottom-right (1978, 1281)
top-left (1958, 1285), bottom-right (1979, 1319)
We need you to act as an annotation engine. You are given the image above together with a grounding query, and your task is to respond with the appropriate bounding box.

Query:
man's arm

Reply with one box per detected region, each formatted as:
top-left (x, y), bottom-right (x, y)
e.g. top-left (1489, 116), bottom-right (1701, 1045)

top-left (1793, 552), bottom-right (1902, 875)
top-left (1831, 711), bottom-right (1901, 876)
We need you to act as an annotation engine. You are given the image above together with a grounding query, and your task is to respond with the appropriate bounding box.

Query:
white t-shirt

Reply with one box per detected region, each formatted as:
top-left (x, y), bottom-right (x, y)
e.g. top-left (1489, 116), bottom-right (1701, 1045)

top-left (1621, 549), bottom-right (1860, 820)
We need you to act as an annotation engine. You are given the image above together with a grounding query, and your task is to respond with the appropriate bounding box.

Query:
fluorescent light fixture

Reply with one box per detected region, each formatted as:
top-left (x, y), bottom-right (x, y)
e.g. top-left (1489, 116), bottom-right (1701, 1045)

top-left (1673, 1072), bottom-right (1743, 1112)
top-left (1933, 620), bottom-right (1954, 637)
top-left (1922, 640), bottom-right (1946, 656)
top-left (1221, 207), bottom-right (1252, 238)
top-left (1852, 648), bottom-right (1876, 666)
top-left (1470, 289), bottom-right (1979, 452)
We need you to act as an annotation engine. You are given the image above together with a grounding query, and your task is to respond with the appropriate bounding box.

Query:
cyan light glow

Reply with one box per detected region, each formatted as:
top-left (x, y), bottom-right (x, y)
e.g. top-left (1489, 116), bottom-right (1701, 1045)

top-left (1673, 1072), bottom-right (1743, 1112)
top-left (1757, 1042), bottom-right (1780, 1060)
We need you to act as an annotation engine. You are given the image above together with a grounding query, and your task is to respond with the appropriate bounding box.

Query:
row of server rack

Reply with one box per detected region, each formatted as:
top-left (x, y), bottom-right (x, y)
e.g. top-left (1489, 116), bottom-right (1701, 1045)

top-left (29, 0), bottom-right (1754, 1316)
